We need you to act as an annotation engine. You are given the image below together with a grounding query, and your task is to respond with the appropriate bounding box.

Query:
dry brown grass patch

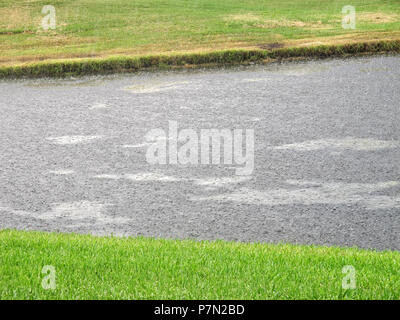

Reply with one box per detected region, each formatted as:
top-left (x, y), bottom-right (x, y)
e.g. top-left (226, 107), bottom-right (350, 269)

top-left (224, 14), bottom-right (332, 29)
top-left (358, 12), bottom-right (399, 24)
top-left (257, 19), bottom-right (332, 29)
top-left (0, 7), bottom-right (33, 29)
top-left (224, 13), bottom-right (261, 22)
top-left (287, 30), bottom-right (400, 47)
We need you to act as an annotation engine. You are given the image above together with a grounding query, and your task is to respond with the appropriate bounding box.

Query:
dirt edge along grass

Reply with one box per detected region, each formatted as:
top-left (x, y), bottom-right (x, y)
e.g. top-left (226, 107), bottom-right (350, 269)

top-left (1, 40), bottom-right (399, 79)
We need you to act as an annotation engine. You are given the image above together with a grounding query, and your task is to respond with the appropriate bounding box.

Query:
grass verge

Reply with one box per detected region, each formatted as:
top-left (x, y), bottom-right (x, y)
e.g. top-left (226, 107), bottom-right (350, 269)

top-left (0, 229), bottom-right (399, 299)
top-left (1, 0), bottom-right (400, 77)
top-left (1, 40), bottom-right (400, 78)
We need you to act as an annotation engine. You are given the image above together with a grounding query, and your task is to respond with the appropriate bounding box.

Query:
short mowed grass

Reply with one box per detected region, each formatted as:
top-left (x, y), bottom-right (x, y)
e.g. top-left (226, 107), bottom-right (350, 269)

top-left (1, 0), bottom-right (400, 73)
top-left (0, 230), bottom-right (399, 300)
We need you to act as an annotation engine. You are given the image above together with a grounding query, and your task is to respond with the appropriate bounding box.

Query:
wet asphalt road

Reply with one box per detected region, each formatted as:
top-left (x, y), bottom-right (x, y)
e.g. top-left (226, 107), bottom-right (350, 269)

top-left (0, 55), bottom-right (399, 250)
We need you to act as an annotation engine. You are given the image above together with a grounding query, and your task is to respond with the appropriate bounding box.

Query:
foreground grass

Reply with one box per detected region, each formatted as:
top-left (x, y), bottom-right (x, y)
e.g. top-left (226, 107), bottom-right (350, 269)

top-left (0, 230), bottom-right (399, 300)
top-left (1, 0), bottom-right (400, 76)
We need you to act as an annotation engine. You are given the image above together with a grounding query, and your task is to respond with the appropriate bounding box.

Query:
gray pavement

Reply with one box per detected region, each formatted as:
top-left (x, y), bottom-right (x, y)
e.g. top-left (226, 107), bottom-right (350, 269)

top-left (0, 55), bottom-right (399, 250)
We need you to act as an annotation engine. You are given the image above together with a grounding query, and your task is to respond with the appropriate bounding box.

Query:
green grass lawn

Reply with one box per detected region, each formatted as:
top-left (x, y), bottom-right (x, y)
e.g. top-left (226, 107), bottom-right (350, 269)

top-left (0, 230), bottom-right (399, 300)
top-left (1, 0), bottom-right (400, 67)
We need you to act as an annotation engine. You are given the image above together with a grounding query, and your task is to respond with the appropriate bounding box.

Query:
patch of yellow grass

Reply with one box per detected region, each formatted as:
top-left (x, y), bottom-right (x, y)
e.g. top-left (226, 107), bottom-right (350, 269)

top-left (358, 12), bottom-right (399, 24)
top-left (224, 13), bottom-right (261, 22)
top-left (286, 30), bottom-right (400, 47)
top-left (0, 7), bottom-right (44, 31)
top-left (0, 7), bottom-right (32, 29)
top-left (257, 19), bottom-right (332, 30)
top-left (224, 13), bottom-right (331, 30)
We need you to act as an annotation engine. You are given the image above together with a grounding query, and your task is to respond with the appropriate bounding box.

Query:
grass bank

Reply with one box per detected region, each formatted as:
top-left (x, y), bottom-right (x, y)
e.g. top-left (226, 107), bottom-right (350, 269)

top-left (0, 230), bottom-right (399, 300)
top-left (1, 0), bottom-right (400, 77)
top-left (1, 40), bottom-right (400, 78)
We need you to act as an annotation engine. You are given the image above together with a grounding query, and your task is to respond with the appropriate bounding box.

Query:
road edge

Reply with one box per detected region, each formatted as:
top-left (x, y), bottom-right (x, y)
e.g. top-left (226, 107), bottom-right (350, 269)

top-left (1, 40), bottom-right (399, 79)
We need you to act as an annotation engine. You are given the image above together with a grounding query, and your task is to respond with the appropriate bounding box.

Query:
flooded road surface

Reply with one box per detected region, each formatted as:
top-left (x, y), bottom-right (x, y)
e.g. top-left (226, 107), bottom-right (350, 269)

top-left (0, 55), bottom-right (399, 250)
